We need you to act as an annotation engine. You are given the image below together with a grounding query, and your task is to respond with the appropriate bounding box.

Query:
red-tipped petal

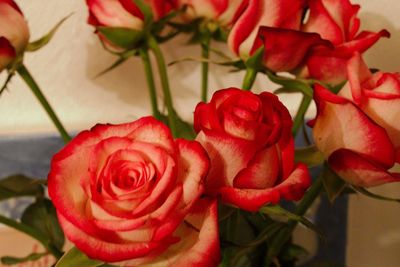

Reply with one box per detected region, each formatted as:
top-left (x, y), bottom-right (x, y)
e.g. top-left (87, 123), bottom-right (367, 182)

top-left (329, 149), bottom-right (400, 187)
top-left (313, 84), bottom-right (396, 168)
top-left (233, 145), bottom-right (280, 189)
top-left (58, 214), bottom-right (164, 262)
top-left (251, 26), bottom-right (331, 72)
top-left (220, 163), bottom-right (310, 211)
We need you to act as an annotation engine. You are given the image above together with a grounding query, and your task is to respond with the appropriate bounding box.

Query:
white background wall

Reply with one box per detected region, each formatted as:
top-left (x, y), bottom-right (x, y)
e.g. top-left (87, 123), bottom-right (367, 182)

top-left (0, 1), bottom-right (400, 266)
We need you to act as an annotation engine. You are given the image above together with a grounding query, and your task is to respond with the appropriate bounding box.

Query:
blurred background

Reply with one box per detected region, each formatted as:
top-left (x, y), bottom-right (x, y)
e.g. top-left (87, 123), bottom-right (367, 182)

top-left (0, 1), bottom-right (399, 266)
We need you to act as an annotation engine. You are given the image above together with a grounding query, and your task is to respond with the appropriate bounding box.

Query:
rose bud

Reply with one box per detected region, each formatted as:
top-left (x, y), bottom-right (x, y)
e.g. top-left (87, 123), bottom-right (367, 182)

top-left (48, 117), bottom-right (220, 265)
top-left (228, 0), bottom-right (329, 72)
top-left (194, 88), bottom-right (311, 211)
top-left (302, 0), bottom-right (390, 84)
top-left (311, 53), bottom-right (400, 187)
top-left (173, 0), bottom-right (248, 27)
top-left (0, 0), bottom-right (29, 72)
top-left (86, 0), bottom-right (174, 48)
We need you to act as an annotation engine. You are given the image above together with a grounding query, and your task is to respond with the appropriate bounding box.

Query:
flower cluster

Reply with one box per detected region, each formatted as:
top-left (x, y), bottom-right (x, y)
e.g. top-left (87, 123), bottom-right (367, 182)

top-left (1, 0), bottom-right (398, 266)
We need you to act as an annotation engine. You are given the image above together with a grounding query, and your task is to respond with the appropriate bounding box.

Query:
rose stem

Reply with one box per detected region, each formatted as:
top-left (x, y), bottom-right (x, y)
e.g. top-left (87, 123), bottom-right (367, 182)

top-left (0, 214), bottom-right (63, 258)
top-left (264, 176), bottom-right (323, 266)
top-left (292, 94), bottom-right (312, 137)
top-left (139, 48), bottom-right (162, 120)
top-left (17, 64), bottom-right (71, 143)
top-left (148, 36), bottom-right (177, 137)
top-left (201, 34), bottom-right (211, 102)
top-left (242, 67), bottom-right (258, 90)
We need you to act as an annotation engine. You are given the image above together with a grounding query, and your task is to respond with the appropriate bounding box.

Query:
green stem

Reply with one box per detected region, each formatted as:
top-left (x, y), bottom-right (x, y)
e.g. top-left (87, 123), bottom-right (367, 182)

top-left (147, 36), bottom-right (177, 136)
top-left (0, 214), bottom-right (63, 258)
top-left (139, 48), bottom-right (162, 120)
top-left (17, 64), bottom-right (71, 143)
top-left (265, 176), bottom-right (323, 266)
top-left (292, 94), bottom-right (312, 137)
top-left (242, 68), bottom-right (258, 91)
top-left (201, 35), bottom-right (211, 102)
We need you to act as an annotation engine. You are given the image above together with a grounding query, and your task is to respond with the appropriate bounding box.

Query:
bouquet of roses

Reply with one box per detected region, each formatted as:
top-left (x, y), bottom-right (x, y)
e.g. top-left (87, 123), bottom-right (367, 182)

top-left (0, 0), bottom-right (399, 266)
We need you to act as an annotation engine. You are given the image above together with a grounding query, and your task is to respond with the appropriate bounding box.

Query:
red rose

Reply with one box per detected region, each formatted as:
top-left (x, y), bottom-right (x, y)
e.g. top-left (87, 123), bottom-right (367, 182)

top-left (0, 0), bottom-right (29, 71)
top-left (173, 0), bottom-right (247, 27)
top-left (86, 0), bottom-right (174, 48)
top-left (87, 0), bottom-right (173, 27)
top-left (194, 88), bottom-right (311, 211)
top-left (302, 0), bottom-right (390, 84)
top-left (311, 53), bottom-right (400, 187)
top-left (228, 0), bottom-right (329, 72)
top-left (48, 117), bottom-right (220, 265)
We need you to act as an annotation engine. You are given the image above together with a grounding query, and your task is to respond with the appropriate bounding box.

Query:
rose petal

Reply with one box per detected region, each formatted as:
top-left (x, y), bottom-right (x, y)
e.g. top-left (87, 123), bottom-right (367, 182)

top-left (329, 149), bottom-right (400, 187)
top-left (303, 0), bottom-right (360, 44)
top-left (196, 131), bottom-right (257, 192)
top-left (228, 0), bottom-right (305, 58)
top-left (0, 37), bottom-right (15, 71)
top-left (119, 199), bottom-right (220, 267)
top-left (251, 26), bottom-right (331, 72)
top-left (58, 213), bottom-right (165, 262)
top-left (86, 0), bottom-right (144, 29)
top-left (0, 2), bottom-right (29, 53)
top-left (313, 84), bottom-right (396, 168)
top-left (220, 163), bottom-right (310, 211)
top-left (233, 145), bottom-right (280, 189)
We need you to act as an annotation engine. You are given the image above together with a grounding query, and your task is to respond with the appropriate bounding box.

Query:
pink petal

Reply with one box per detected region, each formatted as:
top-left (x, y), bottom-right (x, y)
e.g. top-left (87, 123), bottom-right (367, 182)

top-left (313, 84), bottom-right (396, 168)
top-left (58, 213), bottom-right (165, 262)
top-left (228, 0), bottom-right (305, 58)
top-left (196, 131), bottom-right (257, 192)
top-left (233, 145), bottom-right (280, 189)
top-left (220, 163), bottom-right (310, 211)
top-left (86, 0), bottom-right (144, 29)
top-left (119, 199), bottom-right (220, 267)
top-left (329, 149), bottom-right (400, 187)
top-left (303, 0), bottom-right (360, 44)
top-left (0, 2), bottom-right (29, 54)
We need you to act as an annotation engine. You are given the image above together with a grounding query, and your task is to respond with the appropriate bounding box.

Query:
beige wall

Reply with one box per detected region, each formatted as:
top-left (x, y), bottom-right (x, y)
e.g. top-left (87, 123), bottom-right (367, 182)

top-left (0, 1), bottom-right (399, 266)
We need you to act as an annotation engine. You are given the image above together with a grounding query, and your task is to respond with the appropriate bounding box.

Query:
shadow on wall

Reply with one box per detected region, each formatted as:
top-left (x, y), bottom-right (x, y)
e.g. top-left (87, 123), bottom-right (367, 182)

top-left (84, 39), bottom-right (150, 112)
top-left (361, 12), bottom-right (400, 71)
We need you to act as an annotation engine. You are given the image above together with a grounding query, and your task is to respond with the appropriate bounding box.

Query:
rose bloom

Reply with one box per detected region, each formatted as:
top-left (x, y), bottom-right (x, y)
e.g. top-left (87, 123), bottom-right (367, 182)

top-left (173, 0), bottom-right (247, 27)
top-left (312, 53), bottom-right (400, 187)
top-left (194, 88), bottom-right (311, 211)
top-left (48, 117), bottom-right (220, 265)
top-left (228, 0), bottom-right (329, 72)
top-left (302, 0), bottom-right (390, 84)
top-left (86, 0), bottom-right (174, 48)
top-left (0, 0), bottom-right (29, 72)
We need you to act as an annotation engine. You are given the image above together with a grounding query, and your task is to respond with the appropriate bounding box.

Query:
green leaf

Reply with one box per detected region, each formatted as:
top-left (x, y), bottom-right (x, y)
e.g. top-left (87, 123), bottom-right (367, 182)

top-left (266, 71), bottom-right (313, 97)
top-left (0, 72), bottom-right (15, 96)
top-left (97, 27), bottom-right (144, 50)
top-left (56, 247), bottom-right (104, 267)
top-left (328, 80), bottom-right (347, 94)
top-left (1, 252), bottom-right (48, 265)
top-left (159, 112), bottom-right (196, 140)
top-left (279, 243), bottom-right (308, 262)
top-left (260, 205), bottom-right (323, 238)
top-left (295, 146), bottom-right (324, 168)
top-left (352, 186), bottom-right (400, 203)
top-left (245, 46), bottom-right (264, 70)
top-left (21, 199), bottom-right (65, 250)
top-left (0, 174), bottom-right (44, 201)
top-left (94, 49), bottom-right (138, 77)
top-left (133, 0), bottom-right (153, 27)
top-left (26, 14), bottom-right (72, 52)
top-left (321, 166), bottom-right (348, 203)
